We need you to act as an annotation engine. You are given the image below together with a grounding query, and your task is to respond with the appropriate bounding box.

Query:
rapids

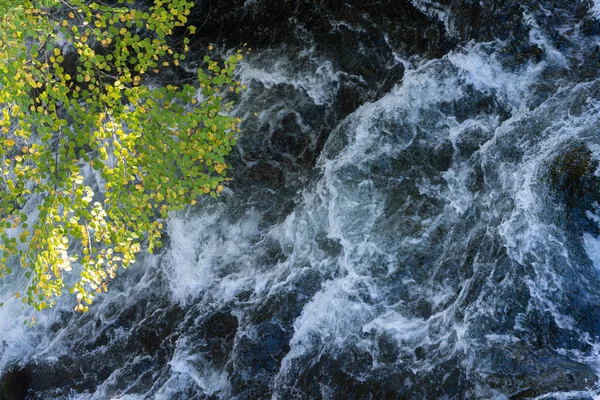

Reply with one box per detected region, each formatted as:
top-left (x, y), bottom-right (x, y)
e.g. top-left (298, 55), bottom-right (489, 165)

top-left (3, 1), bottom-right (600, 399)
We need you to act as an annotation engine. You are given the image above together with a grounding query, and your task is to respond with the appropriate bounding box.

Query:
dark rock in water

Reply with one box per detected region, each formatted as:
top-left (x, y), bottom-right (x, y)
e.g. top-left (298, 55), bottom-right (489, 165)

top-left (230, 322), bottom-right (291, 398)
top-left (0, 368), bottom-right (30, 400)
top-left (447, 0), bottom-right (529, 42)
top-left (336, 60), bottom-right (406, 119)
top-left (280, 351), bottom-right (417, 400)
top-left (199, 312), bottom-right (239, 367)
top-left (203, 312), bottom-right (239, 341)
top-left (484, 347), bottom-right (598, 399)
top-left (549, 146), bottom-right (596, 198)
top-left (15, 356), bottom-right (95, 397)
top-left (246, 161), bottom-right (285, 189)
top-left (189, 0), bottom-right (452, 57)
top-left (377, 62), bottom-right (406, 98)
top-left (549, 144), bottom-right (600, 236)
top-left (9, 287), bottom-right (185, 398)
top-left (335, 80), bottom-right (365, 117)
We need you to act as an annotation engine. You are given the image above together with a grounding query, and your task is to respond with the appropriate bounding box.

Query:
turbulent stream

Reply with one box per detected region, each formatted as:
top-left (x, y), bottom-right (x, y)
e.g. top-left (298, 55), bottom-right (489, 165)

top-left (4, 0), bottom-right (600, 399)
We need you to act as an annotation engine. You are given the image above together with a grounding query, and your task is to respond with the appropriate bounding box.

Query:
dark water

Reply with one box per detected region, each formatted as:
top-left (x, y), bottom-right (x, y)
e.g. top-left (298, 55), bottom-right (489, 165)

top-left (3, 1), bottom-right (600, 399)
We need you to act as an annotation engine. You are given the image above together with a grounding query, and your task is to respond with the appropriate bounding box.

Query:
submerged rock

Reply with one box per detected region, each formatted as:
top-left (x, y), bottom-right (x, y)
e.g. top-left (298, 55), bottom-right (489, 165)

top-left (0, 368), bottom-right (30, 400)
top-left (549, 144), bottom-right (600, 236)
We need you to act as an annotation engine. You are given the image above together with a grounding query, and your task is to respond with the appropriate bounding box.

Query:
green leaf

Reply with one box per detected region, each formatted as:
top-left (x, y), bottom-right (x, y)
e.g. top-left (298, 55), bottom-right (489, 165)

top-left (0, 0), bottom-right (245, 314)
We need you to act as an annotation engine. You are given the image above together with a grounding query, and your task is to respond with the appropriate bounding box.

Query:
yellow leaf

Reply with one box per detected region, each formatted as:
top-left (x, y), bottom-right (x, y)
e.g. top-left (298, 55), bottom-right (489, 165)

top-left (214, 163), bottom-right (226, 174)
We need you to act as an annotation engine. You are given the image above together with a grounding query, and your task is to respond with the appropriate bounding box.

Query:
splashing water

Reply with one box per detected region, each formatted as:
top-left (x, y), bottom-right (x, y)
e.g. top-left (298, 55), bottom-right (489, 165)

top-left (3, 1), bottom-right (600, 399)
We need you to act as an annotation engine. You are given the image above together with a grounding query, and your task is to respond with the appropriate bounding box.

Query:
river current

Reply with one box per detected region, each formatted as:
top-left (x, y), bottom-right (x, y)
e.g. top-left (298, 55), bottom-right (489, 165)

top-left (3, 1), bottom-right (600, 399)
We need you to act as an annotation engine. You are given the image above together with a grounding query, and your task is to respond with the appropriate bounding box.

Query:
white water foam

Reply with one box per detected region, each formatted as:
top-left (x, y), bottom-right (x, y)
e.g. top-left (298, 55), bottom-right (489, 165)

top-left (164, 205), bottom-right (263, 305)
top-left (448, 42), bottom-right (545, 111)
top-left (237, 56), bottom-right (340, 106)
top-left (590, 0), bottom-right (600, 20)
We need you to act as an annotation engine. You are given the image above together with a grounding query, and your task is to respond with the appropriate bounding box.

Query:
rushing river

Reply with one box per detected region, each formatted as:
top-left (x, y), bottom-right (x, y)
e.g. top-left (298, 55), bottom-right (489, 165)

top-left (3, 0), bottom-right (600, 399)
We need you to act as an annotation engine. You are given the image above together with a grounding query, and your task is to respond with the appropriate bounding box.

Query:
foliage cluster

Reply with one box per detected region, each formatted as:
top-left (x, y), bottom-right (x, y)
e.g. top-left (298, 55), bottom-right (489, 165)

top-left (0, 0), bottom-right (242, 312)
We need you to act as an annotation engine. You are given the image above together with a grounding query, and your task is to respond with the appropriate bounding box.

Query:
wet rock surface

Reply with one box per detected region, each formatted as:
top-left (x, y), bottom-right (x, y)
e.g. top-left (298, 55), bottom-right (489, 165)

top-left (0, 368), bottom-right (29, 400)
